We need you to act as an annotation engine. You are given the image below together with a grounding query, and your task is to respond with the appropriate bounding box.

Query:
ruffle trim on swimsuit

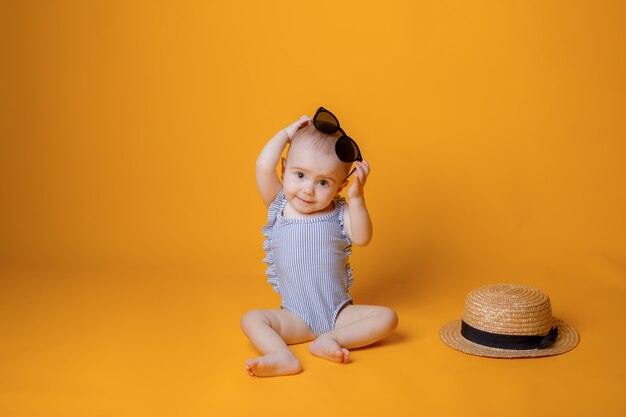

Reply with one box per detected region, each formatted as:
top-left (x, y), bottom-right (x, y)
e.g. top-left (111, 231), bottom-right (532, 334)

top-left (335, 197), bottom-right (355, 290)
top-left (262, 190), bottom-right (288, 294)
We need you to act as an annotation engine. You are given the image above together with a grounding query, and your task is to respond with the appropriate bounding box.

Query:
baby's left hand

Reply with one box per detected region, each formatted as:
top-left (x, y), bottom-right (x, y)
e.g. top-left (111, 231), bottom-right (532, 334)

top-left (347, 160), bottom-right (370, 200)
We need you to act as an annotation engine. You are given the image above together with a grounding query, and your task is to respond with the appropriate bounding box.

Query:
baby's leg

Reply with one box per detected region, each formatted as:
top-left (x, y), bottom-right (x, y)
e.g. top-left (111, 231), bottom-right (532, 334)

top-left (309, 305), bottom-right (398, 363)
top-left (240, 309), bottom-right (315, 377)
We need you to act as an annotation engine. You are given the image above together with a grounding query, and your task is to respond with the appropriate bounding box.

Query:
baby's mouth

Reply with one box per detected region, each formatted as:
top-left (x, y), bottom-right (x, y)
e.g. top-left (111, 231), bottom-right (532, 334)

top-left (297, 197), bottom-right (313, 204)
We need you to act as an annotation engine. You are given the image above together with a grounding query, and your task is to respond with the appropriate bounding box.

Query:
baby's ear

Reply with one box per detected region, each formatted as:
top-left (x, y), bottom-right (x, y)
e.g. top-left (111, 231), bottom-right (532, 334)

top-left (337, 179), bottom-right (350, 193)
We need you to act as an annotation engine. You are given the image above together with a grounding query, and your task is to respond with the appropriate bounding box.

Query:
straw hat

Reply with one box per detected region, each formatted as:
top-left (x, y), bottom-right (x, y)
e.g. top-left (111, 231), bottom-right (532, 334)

top-left (440, 284), bottom-right (579, 358)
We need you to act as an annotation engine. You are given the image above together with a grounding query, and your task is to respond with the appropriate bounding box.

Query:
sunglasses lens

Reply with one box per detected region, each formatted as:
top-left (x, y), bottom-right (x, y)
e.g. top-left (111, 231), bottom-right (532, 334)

top-left (336, 137), bottom-right (360, 162)
top-left (314, 111), bottom-right (339, 133)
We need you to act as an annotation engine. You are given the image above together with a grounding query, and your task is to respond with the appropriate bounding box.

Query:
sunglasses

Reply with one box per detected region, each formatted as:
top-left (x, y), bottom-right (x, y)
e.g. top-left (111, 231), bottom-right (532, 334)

top-left (313, 107), bottom-right (362, 178)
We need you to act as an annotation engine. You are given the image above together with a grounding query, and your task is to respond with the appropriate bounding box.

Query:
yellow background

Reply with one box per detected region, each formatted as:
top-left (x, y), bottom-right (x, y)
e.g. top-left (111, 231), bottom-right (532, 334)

top-left (1, 0), bottom-right (625, 416)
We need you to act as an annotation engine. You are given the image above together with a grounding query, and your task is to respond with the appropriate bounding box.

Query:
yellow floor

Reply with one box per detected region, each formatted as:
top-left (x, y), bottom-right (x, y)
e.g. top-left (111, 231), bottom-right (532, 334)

top-left (1, 258), bottom-right (624, 417)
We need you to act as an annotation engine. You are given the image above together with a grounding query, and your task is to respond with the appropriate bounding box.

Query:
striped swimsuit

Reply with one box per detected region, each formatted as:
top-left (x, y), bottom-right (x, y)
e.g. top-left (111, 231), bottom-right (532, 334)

top-left (262, 190), bottom-right (354, 336)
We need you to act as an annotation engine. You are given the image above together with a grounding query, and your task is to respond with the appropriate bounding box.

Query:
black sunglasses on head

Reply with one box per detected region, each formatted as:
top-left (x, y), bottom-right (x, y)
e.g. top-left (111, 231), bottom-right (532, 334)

top-left (313, 107), bottom-right (362, 168)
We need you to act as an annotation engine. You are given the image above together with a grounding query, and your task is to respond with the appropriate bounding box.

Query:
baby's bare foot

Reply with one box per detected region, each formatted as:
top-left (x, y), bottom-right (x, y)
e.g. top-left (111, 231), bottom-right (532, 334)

top-left (245, 349), bottom-right (302, 377)
top-left (308, 335), bottom-right (350, 363)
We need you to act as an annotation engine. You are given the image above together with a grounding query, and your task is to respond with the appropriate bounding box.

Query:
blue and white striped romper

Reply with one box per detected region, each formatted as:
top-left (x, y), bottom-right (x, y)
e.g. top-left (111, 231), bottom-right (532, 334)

top-left (262, 190), bottom-right (354, 336)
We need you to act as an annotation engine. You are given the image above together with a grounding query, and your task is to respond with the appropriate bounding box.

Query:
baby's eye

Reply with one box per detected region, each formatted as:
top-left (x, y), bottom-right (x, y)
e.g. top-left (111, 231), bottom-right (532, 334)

top-left (319, 180), bottom-right (329, 187)
top-left (295, 172), bottom-right (304, 179)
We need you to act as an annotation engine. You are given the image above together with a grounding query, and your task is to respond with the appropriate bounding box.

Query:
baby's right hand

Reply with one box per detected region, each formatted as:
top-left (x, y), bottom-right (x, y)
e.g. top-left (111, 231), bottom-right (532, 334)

top-left (283, 116), bottom-right (312, 141)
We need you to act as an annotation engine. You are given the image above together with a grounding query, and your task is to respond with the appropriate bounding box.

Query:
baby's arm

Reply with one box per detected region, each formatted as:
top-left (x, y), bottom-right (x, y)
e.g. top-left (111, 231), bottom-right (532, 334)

top-left (344, 160), bottom-right (373, 246)
top-left (256, 116), bottom-right (311, 206)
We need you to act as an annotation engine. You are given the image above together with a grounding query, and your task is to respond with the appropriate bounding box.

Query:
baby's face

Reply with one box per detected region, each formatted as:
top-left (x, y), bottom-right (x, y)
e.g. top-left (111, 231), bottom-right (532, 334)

top-left (282, 140), bottom-right (348, 215)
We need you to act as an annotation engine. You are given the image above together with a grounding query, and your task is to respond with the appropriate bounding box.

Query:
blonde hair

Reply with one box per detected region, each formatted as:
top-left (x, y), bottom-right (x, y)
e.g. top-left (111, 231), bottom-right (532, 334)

top-left (287, 124), bottom-right (352, 176)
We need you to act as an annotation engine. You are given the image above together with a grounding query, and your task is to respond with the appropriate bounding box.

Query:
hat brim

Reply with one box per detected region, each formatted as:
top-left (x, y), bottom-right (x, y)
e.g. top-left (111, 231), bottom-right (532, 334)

top-left (439, 318), bottom-right (579, 358)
